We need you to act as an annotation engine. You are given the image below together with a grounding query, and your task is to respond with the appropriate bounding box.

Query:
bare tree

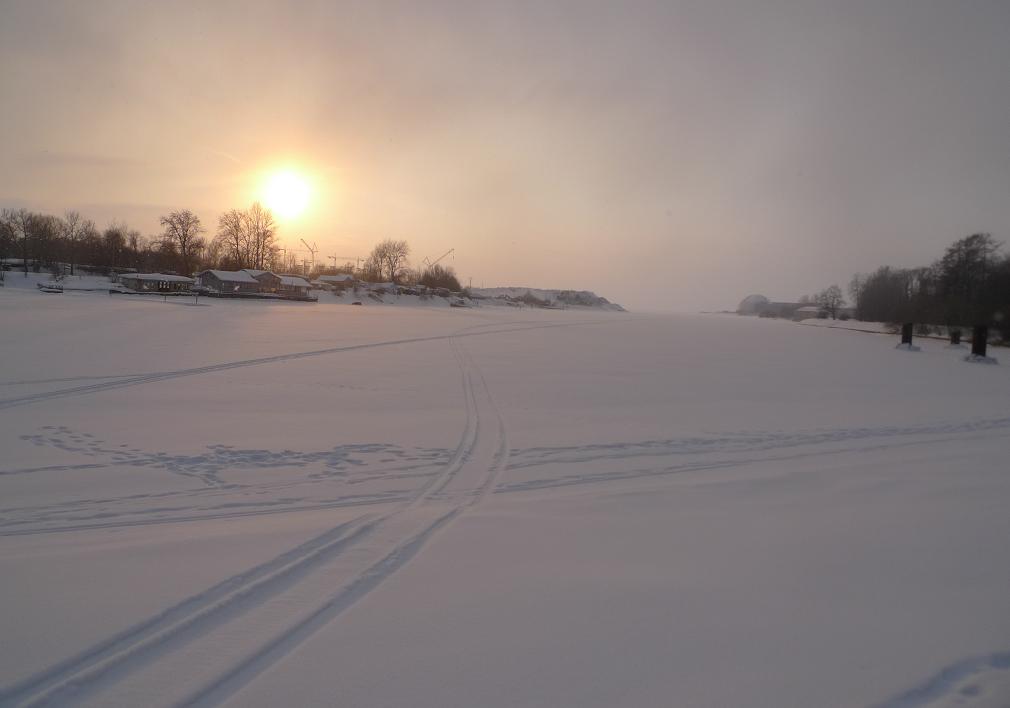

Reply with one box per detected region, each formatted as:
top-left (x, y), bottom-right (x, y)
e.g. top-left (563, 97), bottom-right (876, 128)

top-left (936, 233), bottom-right (1002, 324)
top-left (0, 209), bottom-right (14, 266)
top-left (203, 234), bottom-right (226, 269)
top-left (245, 202), bottom-right (276, 270)
top-left (102, 222), bottom-right (129, 271)
top-left (369, 239), bottom-right (411, 283)
top-left (815, 284), bottom-right (845, 319)
top-left (359, 253), bottom-right (382, 282)
top-left (32, 214), bottom-right (62, 272)
top-left (61, 210), bottom-right (94, 275)
top-left (7, 209), bottom-right (34, 276)
top-left (159, 210), bottom-right (205, 275)
top-left (0, 209), bottom-right (16, 280)
top-left (847, 274), bottom-right (865, 316)
top-left (215, 208), bottom-right (248, 268)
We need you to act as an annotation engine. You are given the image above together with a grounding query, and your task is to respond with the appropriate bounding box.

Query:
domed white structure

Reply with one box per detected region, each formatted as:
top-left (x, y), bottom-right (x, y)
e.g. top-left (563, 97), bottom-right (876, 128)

top-left (737, 294), bottom-right (770, 315)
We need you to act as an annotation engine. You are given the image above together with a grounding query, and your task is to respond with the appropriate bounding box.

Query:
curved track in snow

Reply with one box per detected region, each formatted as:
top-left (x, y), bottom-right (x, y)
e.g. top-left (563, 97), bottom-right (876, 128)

top-left (0, 334), bottom-right (511, 708)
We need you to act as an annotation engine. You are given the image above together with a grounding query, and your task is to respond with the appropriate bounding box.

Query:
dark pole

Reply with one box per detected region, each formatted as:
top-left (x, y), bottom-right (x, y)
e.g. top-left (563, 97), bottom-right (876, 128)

top-left (901, 323), bottom-right (914, 346)
top-left (971, 325), bottom-right (988, 358)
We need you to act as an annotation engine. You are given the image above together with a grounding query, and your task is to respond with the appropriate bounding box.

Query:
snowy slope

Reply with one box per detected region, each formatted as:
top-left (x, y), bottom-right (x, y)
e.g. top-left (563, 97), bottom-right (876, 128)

top-left (0, 288), bottom-right (1008, 708)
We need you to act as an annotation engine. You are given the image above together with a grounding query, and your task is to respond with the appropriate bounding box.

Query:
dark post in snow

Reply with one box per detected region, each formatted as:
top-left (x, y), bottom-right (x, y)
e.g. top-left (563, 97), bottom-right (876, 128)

top-left (901, 323), bottom-right (913, 346)
top-left (949, 329), bottom-right (961, 345)
top-left (971, 325), bottom-right (988, 357)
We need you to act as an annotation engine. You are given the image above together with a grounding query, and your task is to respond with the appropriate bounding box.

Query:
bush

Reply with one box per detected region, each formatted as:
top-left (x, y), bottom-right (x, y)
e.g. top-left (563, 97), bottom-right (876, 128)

top-left (419, 263), bottom-right (461, 291)
top-left (519, 291), bottom-right (547, 307)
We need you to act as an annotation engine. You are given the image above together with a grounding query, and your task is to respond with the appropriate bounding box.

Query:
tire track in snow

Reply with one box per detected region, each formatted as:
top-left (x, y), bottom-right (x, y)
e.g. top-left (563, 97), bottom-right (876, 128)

top-left (0, 336), bottom-right (508, 708)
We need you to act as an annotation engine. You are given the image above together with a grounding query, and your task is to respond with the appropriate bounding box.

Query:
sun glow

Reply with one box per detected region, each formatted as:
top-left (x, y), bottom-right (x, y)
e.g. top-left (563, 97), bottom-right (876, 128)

top-left (263, 170), bottom-right (311, 219)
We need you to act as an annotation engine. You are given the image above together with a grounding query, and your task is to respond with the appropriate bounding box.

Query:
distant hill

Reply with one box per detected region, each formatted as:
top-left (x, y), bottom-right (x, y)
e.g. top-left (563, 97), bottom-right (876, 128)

top-left (471, 287), bottom-right (626, 312)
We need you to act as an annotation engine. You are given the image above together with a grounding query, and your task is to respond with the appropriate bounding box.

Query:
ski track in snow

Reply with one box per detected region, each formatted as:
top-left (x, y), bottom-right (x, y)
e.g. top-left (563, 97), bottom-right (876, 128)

top-left (0, 431), bottom-right (450, 536)
top-left (0, 319), bottom-right (579, 540)
top-left (3, 313), bottom-right (1007, 707)
top-left (4, 416), bottom-right (1009, 537)
top-left (0, 319), bottom-right (615, 411)
top-left (11, 428), bottom-right (448, 486)
top-left (0, 334), bottom-right (512, 708)
top-left (498, 417), bottom-right (1010, 493)
top-left (498, 429), bottom-right (1009, 494)
top-left (507, 416), bottom-right (1010, 469)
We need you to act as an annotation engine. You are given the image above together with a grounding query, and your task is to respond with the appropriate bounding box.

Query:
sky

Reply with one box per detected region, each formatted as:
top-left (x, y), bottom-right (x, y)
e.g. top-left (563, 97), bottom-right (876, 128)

top-left (1, 0), bottom-right (1008, 311)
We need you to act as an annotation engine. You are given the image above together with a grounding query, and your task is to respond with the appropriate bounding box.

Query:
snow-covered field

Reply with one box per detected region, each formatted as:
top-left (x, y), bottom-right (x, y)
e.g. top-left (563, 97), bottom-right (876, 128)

top-left (1, 286), bottom-right (1008, 708)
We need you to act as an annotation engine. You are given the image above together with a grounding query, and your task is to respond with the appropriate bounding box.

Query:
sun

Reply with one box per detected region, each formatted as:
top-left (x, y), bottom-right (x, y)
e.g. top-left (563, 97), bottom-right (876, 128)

top-left (263, 170), bottom-right (311, 219)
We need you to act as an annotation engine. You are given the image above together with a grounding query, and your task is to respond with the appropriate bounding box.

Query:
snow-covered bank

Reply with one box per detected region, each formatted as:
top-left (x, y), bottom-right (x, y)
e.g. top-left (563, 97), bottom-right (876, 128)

top-left (470, 285), bottom-right (625, 311)
top-left (2, 273), bottom-right (626, 311)
top-left (795, 317), bottom-right (894, 334)
top-left (1, 294), bottom-right (1008, 707)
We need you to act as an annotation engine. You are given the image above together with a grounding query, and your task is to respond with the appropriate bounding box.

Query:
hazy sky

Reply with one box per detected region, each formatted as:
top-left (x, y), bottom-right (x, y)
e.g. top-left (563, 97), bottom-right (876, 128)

top-left (2, 0), bottom-right (1008, 310)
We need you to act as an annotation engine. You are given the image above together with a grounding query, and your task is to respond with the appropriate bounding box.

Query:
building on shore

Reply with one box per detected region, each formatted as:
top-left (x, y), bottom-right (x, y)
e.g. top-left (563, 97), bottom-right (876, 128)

top-left (194, 270), bottom-right (260, 294)
top-left (277, 274), bottom-right (314, 299)
top-left (119, 273), bottom-right (194, 293)
top-left (315, 274), bottom-right (356, 291)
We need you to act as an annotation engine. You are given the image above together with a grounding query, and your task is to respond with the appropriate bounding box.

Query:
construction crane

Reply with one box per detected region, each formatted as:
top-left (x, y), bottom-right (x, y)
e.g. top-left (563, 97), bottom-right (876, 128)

top-left (422, 248), bottom-right (454, 269)
top-left (300, 239), bottom-right (318, 272)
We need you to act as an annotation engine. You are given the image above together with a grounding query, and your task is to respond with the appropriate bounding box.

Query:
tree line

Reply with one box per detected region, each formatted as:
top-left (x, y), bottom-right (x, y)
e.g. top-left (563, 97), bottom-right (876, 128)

top-left (0, 204), bottom-right (278, 278)
top-left (0, 204), bottom-right (464, 291)
top-left (848, 233), bottom-right (1009, 339)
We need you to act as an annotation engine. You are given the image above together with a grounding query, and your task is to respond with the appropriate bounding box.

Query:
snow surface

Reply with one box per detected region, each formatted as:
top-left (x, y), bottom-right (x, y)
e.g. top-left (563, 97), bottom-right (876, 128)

top-left (0, 286), bottom-right (1008, 708)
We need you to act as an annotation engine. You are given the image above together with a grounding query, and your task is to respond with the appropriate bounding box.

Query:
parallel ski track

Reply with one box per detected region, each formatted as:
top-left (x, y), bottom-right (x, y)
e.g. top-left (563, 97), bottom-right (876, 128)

top-left (0, 493), bottom-right (409, 538)
top-left (180, 337), bottom-right (511, 708)
top-left (0, 334), bottom-right (510, 708)
top-left (0, 318), bottom-right (625, 411)
top-left (496, 428), bottom-right (1010, 494)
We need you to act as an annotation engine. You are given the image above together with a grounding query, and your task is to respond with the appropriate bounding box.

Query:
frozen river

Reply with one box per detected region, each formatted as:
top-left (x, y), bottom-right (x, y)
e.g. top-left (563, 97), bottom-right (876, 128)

top-left (1, 288), bottom-right (1008, 707)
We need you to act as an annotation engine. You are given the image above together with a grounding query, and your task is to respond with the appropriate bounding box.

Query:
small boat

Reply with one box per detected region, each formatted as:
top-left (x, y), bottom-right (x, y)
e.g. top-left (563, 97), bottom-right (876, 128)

top-left (37, 282), bottom-right (64, 293)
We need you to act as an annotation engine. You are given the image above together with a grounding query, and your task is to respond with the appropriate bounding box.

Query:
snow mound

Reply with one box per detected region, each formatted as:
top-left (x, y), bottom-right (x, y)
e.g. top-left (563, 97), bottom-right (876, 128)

top-left (737, 293), bottom-right (770, 314)
top-left (470, 287), bottom-right (625, 311)
top-left (964, 353), bottom-right (999, 365)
